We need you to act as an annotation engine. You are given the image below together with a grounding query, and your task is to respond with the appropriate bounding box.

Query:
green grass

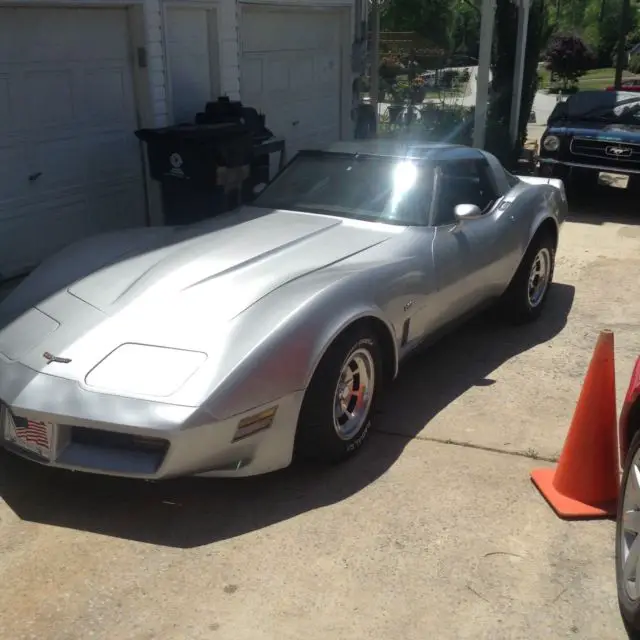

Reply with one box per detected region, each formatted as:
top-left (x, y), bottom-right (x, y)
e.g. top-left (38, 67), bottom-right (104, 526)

top-left (539, 66), bottom-right (635, 92)
top-left (579, 67), bottom-right (625, 90)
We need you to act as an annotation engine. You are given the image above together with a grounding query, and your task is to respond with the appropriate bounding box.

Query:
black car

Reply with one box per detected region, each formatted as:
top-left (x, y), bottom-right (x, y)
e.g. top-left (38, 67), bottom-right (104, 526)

top-left (537, 90), bottom-right (640, 191)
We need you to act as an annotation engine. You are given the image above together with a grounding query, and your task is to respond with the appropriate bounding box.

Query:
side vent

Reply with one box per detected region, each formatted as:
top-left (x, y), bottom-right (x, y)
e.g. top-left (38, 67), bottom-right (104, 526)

top-left (401, 319), bottom-right (410, 347)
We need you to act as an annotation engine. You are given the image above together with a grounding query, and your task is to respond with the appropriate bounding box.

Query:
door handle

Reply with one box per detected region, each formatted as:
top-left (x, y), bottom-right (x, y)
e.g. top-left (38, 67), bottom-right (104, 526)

top-left (292, 120), bottom-right (300, 126)
top-left (28, 172), bottom-right (42, 182)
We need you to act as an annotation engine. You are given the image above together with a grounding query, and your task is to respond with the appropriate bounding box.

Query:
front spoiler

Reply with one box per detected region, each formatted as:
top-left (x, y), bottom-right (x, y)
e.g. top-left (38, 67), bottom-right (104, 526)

top-left (0, 357), bottom-right (303, 479)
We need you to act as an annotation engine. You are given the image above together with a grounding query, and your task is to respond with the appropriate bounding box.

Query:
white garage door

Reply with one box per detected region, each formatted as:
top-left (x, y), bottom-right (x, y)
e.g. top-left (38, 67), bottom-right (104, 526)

top-left (240, 8), bottom-right (343, 169)
top-left (0, 7), bottom-right (146, 280)
top-left (165, 6), bottom-right (219, 124)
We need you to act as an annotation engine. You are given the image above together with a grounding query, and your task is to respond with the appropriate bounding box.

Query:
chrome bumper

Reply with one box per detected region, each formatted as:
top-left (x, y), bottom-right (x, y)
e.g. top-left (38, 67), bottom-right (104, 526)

top-left (538, 157), bottom-right (640, 175)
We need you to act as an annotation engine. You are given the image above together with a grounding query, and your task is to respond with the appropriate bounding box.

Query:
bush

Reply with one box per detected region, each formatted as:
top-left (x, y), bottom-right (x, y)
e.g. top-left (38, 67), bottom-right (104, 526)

top-left (379, 55), bottom-right (405, 84)
top-left (420, 103), bottom-right (474, 145)
top-left (547, 84), bottom-right (579, 94)
top-left (630, 54), bottom-right (640, 75)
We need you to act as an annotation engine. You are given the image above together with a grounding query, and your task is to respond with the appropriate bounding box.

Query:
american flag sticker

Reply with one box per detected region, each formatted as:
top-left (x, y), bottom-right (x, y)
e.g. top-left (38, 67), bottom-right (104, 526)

top-left (4, 411), bottom-right (53, 459)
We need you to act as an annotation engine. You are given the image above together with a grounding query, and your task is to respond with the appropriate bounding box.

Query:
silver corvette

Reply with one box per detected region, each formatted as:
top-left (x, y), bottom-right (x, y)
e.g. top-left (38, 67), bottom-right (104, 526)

top-left (0, 141), bottom-right (567, 479)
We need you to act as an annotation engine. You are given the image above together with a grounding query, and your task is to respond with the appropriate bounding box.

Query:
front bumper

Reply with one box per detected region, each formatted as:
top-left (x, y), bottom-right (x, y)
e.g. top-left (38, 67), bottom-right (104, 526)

top-left (0, 358), bottom-right (304, 479)
top-left (538, 156), bottom-right (640, 178)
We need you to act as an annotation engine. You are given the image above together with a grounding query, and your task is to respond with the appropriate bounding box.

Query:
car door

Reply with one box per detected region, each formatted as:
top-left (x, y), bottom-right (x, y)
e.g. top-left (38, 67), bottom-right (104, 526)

top-left (426, 156), bottom-right (507, 324)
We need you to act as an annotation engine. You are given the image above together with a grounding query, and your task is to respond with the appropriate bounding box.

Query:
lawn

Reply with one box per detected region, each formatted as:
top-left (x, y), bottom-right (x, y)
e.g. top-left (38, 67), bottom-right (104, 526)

top-left (538, 66), bottom-right (634, 92)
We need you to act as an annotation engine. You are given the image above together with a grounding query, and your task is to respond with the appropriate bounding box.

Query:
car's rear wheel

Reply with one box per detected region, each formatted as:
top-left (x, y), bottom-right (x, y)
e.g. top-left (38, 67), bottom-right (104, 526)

top-left (295, 326), bottom-right (382, 463)
top-left (499, 232), bottom-right (555, 324)
top-left (617, 426), bottom-right (640, 639)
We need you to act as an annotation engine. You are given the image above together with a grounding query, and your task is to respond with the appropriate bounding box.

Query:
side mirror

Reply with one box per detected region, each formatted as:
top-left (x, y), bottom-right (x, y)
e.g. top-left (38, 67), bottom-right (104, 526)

top-left (454, 203), bottom-right (483, 221)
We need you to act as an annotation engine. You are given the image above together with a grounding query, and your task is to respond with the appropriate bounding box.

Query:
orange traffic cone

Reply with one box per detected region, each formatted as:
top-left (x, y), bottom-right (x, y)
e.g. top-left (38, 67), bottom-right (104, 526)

top-left (530, 329), bottom-right (620, 519)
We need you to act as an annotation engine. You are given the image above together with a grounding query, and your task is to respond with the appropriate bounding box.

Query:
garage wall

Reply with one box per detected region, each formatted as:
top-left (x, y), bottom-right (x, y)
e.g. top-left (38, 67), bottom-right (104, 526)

top-left (164, 4), bottom-right (221, 123)
top-left (0, 0), bottom-right (356, 278)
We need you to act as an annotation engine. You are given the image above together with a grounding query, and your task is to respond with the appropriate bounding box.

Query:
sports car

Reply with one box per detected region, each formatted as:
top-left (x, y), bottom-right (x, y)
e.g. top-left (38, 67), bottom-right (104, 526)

top-left (615, 356), bottom-right (640, 636)
top-left (0, 141), bottom-right (567, 479)
top-left (538, 90), bottom-right (640, 190)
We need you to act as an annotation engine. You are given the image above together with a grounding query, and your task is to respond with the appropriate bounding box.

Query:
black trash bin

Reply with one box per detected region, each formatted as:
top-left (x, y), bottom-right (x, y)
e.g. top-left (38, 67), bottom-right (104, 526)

top-left (195, 97), bottom-right (275, 195)
top-left (135, 122), bottom-right (253, 184)
top-left (135, 122), bottom-right (254, 225)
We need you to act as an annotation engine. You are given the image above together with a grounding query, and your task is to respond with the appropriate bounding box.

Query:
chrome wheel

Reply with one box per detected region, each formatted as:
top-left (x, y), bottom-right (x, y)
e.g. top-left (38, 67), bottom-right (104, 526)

top-left (332, 347), bottom-right (375, 441)
top-left (621, 451), bottom-right (640, 601)
top-left (528, 247), bottom-right (552, 307)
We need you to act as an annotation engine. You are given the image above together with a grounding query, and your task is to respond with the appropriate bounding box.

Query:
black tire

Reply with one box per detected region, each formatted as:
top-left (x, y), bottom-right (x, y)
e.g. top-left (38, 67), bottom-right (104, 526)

top-left (616, 427), bottom-right (640, 639)
top-left (499, 231), bottom-right (556, 324)
top-left (294, 326), bottom-right (383, 464)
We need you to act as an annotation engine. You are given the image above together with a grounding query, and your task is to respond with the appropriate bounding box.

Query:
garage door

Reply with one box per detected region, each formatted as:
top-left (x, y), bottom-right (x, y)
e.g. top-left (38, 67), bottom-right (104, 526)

top-left (0, 7), bottom-right (146, 280)
top-left (240, 8), bottom-right (343, 171)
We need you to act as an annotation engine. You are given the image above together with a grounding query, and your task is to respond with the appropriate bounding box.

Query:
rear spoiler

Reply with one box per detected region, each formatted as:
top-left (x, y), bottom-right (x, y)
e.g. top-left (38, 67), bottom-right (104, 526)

top-left (516, 175), bottom-right (567, 205)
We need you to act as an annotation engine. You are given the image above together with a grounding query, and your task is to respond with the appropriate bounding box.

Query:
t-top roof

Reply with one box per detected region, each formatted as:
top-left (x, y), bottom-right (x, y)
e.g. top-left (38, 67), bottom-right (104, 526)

top-left (318, 139), bottom-right (481, 161)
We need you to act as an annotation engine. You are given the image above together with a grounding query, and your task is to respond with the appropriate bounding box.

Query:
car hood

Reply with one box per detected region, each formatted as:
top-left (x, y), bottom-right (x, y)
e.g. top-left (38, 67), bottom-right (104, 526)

top-left (65, 207), bottom-right (394, 314)
top-left (545, 121), bottom-right (640, 143)
top-left (0, 207), bottom-right (396, 380)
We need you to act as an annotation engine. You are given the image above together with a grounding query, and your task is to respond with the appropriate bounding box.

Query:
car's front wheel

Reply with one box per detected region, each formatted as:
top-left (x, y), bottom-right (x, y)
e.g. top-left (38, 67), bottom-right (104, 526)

top-left (295, 326), bottom-right (383, 463)
top-left (617, 427), bottom-right (640, 639)
top-left (499, 231), bottom-right (556, 324)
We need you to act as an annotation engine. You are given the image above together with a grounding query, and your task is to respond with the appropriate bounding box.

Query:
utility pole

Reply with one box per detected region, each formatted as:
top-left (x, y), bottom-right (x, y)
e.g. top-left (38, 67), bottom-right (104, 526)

top-left (614, 0), bottom-right (631, 89)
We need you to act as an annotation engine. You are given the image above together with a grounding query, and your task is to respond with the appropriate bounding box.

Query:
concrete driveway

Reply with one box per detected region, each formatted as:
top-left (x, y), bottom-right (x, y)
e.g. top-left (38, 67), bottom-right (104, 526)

top-left (1, 189), bottom-right (639, 639)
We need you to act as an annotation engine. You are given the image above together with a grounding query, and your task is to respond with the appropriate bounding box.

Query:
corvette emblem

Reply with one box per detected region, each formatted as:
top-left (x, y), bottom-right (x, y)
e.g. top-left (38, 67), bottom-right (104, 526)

top-left (43, 352), bottom-right (72, 365)
top-left (169, 153), bottom-right (183, 168)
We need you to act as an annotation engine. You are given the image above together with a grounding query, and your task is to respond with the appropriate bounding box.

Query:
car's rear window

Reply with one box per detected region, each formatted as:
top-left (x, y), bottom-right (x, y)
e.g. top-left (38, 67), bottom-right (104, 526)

top-left (252, 152), bottom-right (435, 226)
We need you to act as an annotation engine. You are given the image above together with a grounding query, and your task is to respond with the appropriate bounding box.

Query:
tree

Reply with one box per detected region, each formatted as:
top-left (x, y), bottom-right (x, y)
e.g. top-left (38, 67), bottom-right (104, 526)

top-left (630, 53), bottom-right (640, 74)
top-left (485, 0), bottom-right (553, 168)
top-left (544, 34), bottom-right (594, 90)
top-left (547, 0), bottom-right (639, 67)
top-left (380, 0), bottom-right (456, 51)
top-left (451, 0), bottom-right (481, 59)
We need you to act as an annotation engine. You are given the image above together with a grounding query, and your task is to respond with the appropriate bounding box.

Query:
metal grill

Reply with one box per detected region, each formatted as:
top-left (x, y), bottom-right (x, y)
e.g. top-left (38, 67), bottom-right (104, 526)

top-left (569, 138), bottom-right (640, 164)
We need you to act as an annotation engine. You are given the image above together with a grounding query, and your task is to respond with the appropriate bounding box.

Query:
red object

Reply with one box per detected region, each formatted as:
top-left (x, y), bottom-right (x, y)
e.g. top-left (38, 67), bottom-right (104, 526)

top-left (619, 356), bottom-right (640, 462)
top-left (531, 330), bottom-right (620, 518)
top-left (606, 83), bottom-right (640, 92)
top-left (14, 420), bottom-right (50, 448)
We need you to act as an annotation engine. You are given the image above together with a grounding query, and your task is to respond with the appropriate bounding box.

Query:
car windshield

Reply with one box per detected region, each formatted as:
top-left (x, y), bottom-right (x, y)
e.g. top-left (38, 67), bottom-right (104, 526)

top-left (550, 90), bottom-right (640, 124)
top-left (252, 152), bottom-right (434, 226)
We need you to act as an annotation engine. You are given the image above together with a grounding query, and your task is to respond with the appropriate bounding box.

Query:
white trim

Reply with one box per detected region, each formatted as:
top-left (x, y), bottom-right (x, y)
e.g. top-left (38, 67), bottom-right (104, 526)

top-left (0, 0), bottom-right (143, 5)
top-left (161, 0), bottom-right (222, 124)
top-left (338, 5), bottom-right (352, 140)
top-left (239, 0), bottom-right (352, 5)
top-left (127, 3), bottom-right (164, 225)
top-left (473, 0), bottom-right (495, 149)
top-left (164, 0), bottom-right (218, 5)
